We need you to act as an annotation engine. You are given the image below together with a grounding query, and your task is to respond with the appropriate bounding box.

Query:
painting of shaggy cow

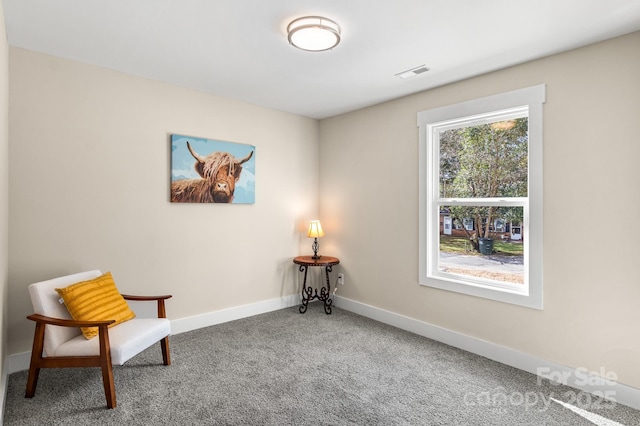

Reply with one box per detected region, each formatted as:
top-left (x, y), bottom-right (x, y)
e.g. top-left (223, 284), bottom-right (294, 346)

top-left (171, 136), bottom-right (255, 203)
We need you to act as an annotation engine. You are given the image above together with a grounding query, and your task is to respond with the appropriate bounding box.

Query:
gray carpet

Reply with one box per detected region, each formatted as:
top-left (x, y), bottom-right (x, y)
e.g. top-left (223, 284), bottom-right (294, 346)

top-left (4, 304), bottom-right (640, 425)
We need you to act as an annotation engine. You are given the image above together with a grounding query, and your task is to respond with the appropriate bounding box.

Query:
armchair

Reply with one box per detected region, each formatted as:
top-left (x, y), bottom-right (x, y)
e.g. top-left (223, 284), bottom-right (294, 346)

top-left (25, 270), bottom-right (172, 409)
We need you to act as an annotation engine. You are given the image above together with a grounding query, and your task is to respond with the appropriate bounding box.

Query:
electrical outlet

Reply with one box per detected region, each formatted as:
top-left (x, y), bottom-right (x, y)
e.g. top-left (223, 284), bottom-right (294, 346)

top-left (338, 273), bottom-right (344, 285)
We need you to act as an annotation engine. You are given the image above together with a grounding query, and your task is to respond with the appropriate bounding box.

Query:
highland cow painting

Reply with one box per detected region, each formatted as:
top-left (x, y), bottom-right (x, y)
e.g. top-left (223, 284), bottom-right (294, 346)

top-left (170, 134), bottom-right (255, 204)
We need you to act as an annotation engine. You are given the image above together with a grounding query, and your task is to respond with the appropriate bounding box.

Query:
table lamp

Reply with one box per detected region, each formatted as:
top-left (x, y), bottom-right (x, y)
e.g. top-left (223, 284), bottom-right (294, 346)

top-left (307, 220), bottom-right (325, 259)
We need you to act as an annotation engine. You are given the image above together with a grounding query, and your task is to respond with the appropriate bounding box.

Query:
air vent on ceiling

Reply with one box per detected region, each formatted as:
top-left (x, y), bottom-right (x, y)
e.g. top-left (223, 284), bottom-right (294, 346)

top-left (395, 65), bottom-right (430, 79)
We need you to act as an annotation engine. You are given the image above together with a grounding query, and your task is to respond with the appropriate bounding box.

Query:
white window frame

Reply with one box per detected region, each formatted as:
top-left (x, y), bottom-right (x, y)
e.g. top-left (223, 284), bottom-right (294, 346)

top-left (418, 85), bottom-right (545, 309)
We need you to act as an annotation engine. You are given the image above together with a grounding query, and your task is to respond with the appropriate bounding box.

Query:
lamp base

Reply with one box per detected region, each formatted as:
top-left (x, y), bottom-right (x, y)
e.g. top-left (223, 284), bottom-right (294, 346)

top-left (311, 238), bottom-right (321, 260)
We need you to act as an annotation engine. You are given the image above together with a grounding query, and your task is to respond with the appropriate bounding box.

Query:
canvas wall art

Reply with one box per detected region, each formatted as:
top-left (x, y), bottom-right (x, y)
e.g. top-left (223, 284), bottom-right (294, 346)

top-left (170, 134), bottom-right (255, 204)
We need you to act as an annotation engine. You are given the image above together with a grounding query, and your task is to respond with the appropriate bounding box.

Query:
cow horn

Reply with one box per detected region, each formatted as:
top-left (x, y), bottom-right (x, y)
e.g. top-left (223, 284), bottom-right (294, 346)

top-left (186, 141), bottom-right (205, 164)
top-left (235, 150), bottom-right (254, 165)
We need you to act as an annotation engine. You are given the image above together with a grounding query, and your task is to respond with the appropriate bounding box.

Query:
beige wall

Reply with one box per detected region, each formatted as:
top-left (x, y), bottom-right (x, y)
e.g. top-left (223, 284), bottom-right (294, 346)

top-left (320, 32), bottom-right (640, 388)
top-left (0, 0), bottom-right (9, 393)
top-left (7, 48), bottom-right (319, 354)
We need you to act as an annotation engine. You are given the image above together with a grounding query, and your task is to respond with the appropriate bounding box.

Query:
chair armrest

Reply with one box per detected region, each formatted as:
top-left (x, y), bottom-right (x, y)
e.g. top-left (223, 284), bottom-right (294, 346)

top-left (121, 294), bottom-right (172, 319)
top-left (121, 294), bottom-right (172, 301)
top-left (27, 313), bottom-right (115, 328)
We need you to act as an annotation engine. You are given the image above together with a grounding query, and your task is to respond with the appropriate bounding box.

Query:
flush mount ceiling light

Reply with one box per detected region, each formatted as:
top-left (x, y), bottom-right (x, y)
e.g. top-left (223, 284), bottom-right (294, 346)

top-left (287, 16), bottom-right (341, 52)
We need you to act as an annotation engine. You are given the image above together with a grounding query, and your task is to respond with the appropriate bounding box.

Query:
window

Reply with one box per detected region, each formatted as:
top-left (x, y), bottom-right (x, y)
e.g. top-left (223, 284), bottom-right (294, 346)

top-left (418, 85), bottom-right (545, 309)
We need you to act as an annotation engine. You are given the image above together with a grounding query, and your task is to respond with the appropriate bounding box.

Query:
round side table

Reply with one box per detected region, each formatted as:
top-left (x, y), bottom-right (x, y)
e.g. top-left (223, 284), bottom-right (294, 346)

top-left (293, 255), bottom-right (340, 314)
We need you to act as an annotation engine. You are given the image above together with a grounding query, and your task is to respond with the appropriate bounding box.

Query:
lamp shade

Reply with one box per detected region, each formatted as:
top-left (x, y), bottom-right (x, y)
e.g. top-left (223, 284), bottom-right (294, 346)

top-left (287, 16), bottom-right (341, 52)
top-left (307, 220), bottom-right (325, 238)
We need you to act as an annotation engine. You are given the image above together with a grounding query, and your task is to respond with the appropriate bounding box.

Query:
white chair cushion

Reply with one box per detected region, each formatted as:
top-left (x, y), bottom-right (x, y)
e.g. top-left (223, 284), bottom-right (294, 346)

top-left (54, 318), bottom-right (171, 365)
top-left (28, 270), bottom-right (102, 356)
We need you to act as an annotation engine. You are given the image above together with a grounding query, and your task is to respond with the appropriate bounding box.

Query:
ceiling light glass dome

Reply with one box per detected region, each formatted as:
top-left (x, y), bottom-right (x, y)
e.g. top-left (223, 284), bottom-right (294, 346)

top-left (287, 16), bottom-right (341, 52)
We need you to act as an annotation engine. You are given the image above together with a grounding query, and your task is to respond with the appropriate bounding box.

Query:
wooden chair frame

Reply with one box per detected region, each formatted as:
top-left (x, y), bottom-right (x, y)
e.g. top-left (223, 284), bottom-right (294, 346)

top-left (26, 294), bottom-right (172, 409)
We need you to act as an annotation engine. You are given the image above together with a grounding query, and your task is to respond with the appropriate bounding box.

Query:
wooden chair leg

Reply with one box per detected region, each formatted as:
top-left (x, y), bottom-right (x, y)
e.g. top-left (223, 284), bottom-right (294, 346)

top-left (100, 363), bottom-right (116, 409)
top-left (98, 325), bottom-right (116, 409)
top-left (157, 299), bottom-right (171, 366)
top-left (161, 337), bottom-right (171, 366)
top-left (25, 366), bottom-right (41, 398)
top-left (25, 322), bottom-right (46, 398)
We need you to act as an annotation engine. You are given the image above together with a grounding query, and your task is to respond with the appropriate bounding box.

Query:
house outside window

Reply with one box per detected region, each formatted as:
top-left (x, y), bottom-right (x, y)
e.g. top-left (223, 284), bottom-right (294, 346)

top-left (418, 85), bottom-right (545, 309)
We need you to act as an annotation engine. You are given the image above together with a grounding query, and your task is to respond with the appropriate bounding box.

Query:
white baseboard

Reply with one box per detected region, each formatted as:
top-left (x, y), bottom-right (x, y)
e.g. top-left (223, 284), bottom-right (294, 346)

top-left (7, 351), bottom-right (29, 376)
top-left (333, 295), bottom-right (640, 412)
top-left (7, 294), bottom-right (301, 375)
top-left (170, 294), bottom-right (299, 335)
top-left (0, 357), bottom-right (7, 425)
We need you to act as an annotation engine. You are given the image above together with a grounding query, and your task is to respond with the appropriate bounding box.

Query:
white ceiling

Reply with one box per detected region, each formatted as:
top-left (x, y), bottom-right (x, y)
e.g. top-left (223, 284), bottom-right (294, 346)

top-left (3, 0), bottom-right (640, 119)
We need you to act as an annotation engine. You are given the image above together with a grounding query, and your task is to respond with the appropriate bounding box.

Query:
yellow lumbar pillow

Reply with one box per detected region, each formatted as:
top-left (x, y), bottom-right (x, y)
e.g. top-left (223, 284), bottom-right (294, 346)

top-left (56, 271), bottom-right (136, 339)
